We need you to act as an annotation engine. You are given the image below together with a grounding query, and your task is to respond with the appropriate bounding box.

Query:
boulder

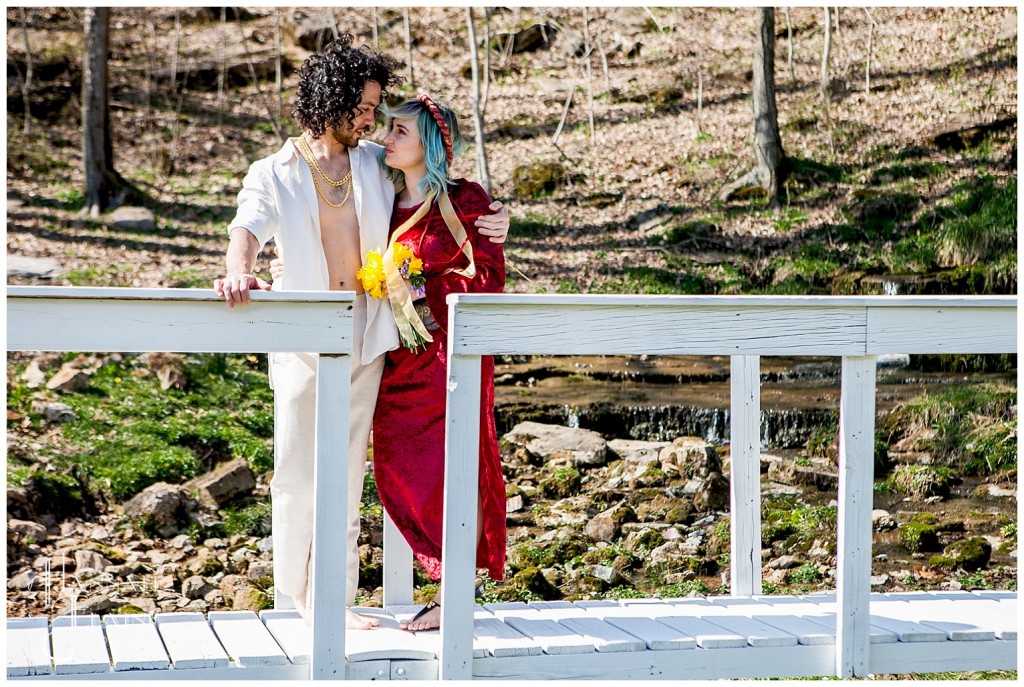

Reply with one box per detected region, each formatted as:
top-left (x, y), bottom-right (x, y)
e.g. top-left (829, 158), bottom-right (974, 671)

top-left (46, 365), bottom-right (90, 393)
top-left (9, 519), bottom-right (47, 541)
top-left (584, 503), bottom-right (636, 543)
top-left (692, 472), bottom-right (729, 513)
top-left (182, 575), bottom-right (213, 599)
top-left (503, 421), bottom-right (608, 467)
top-left (58, 595), bottom-right (112, 615)
top-left (30, 401), bottom-right (77, 423)
top-left (187, 458), bottom-right (256, 505)
top-left (21, 360), bottom-right (47, 388)
top-left (767, 457), bottom-right (838, 491)
top-left (8, 255), bottom-right (62, 280)
top-left (7, 569), bottom-right (38, 591)
top-left (123, 482), bottom-right (195, 537)
top-left (493, 22), bottom-right (555, 53)
top-left (587, 564), bottom-right (628, 586)
top-left (285, 11), bottom-right (338, 51)
top-left (75, 549), bottom-right (111, 572)
top-left (659, 437), bottom-right (721, 479)
top-left (872, 509), bottom-right (897, 531)
top-left (938, 537), bottom-right (992, 572)
top-left (108, 206), bottom-right (156, 232)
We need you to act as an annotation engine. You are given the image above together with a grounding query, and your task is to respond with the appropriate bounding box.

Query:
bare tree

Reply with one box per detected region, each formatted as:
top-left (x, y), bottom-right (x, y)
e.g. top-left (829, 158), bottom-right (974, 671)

top-left (864, 9), bottom-right (877, 95)
top-left (820, 6), bottom-right (832, 98)
top-left (720, 8), bottom-right (788, 206)
top-left (403, 8), bottom-right (415, 89)
top-left (82, 7), bottom-right (121, 216)
top-left (465, 7), bottom-right (491, 194)
top-left (218, 7), bottom-right (226, 127)
top-left (784, 7), bottom-right (795, 84)
top-left (19, 8), bottom-right (33, 135)
top-left (581, 8), bottom-right (596, 145)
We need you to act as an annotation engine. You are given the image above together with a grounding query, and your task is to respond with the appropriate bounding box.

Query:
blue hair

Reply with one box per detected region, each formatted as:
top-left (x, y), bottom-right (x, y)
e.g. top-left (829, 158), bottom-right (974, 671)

top-left (378, 98), bottom-right (465, 199)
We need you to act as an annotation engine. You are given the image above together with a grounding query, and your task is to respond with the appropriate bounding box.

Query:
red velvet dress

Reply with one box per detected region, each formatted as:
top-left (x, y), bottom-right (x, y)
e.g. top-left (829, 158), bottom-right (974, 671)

top-left (372, 180), bottom-right (507, 581)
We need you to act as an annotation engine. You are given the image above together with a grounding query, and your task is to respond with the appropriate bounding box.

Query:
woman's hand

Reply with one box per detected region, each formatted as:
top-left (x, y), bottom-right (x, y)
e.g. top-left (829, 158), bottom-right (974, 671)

top-left (475, 200), bottom-right (511, 244)
top-left (270, 258), bottom-right (284, 282)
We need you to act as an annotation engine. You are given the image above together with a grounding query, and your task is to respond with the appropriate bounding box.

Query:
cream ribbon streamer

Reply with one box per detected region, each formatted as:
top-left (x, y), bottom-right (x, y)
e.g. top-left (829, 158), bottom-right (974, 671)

top-left (382, 188), bottom-right (479, 348)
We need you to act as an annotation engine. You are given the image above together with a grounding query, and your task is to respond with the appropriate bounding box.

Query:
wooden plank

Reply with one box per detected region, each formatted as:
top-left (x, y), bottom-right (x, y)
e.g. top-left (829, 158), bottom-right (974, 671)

top-left (444, 293), bottom-right (1014, 309)
top-left (259, 610), bottom-right (311, 664)
top-left (439, 349), bottom-right (484, 679)
top-left (7, 287), bottom-right (354, 354)
top-left (870, 638), bottom-right (1017, 674)
top-left (309, 353), bottom-right (350, 679)
top-left (474, 643), bottom-right (836, 680)
top-left (871, 595), bottom-right (998, 641)
top-left (51, 615), bottom-right (109, 675)
top-left (473, 616), bottom-right (543, 658)
top-left (448, 301), bottom-right (868, 356)
top-left (556, 617), bottom-right (648, 652)
top-left (835, 355), bottom-right (877, 678)
top-left (867, 614), bottom-right (948, 643)
top-left (154, 613), bottom-right (229, 670)
top-left (208, 611), bottom-right (289, 668)
top-left (676, 607), bottom-right (799, 648)
top-left (383, 510), bottom-right (414, 607)
top-left (654, 615), bottom-right (748, 649)
top-left (7, 617), bottom-right (52, 677)
top-left (392, 659), bottom-right (440, 680)
top-left (501, 616), bottom-right (597, 654)
top-left (600, 616), bottom-right (697, 651)
top-left (718, 596), bottom-right (897, 644)
top-left (341, 610), bottom-right (438, 661)
top-left (102, 615), bottom-right (170, 672)
top-left (866, 305), bottom-right (1016, 354)
top-left (730, 354), bottom-right (762, 596)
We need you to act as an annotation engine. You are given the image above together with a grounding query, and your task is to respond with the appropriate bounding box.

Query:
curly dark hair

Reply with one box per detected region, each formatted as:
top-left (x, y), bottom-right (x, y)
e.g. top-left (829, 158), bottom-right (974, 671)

top-left (292, 34), bottom-right (403, 138)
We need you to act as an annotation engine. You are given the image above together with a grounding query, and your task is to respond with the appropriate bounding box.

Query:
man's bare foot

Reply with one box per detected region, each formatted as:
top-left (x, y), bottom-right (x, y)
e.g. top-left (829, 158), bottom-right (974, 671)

top-left (346, 609), bottom-right (380, 630)
top-left (292, 593), bottom-right (312, 626)
top-left (400, 599), bottom-right (441, 632)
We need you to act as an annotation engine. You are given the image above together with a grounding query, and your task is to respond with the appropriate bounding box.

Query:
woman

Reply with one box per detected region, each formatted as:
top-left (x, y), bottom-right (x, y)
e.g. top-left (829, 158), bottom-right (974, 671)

top-left (371, 95), bottom-right (506, 631)
top-left (271, 95), bottom-right (507, 632)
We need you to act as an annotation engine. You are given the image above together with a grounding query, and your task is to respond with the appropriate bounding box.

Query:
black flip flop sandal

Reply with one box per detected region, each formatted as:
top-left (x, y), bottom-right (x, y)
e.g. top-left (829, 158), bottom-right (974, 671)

top-left (404, 599), bottom-right (440, 628)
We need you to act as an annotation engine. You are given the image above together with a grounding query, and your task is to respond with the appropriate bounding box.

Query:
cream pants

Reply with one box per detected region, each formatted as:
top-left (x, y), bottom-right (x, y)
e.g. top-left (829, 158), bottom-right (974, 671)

top-left (268, 296), bottom-right (383, 607)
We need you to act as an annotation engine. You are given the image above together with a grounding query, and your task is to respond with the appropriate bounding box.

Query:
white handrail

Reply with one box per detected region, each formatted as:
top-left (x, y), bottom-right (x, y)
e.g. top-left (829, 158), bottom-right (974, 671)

top-left (7, 286), bottom-right (355, 680)
top-left (438, 293), bottom-right (1017, 679)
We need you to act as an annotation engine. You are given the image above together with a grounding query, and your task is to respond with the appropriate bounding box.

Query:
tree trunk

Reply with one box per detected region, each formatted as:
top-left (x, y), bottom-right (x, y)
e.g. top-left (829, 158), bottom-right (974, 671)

top-left (720, 7), bottom-right (788, 205)
top-left (465, 7), bottom-right (491, 195)
top-left (820, 6), bottom-right (832, 97)
top-left (752, 7), bottom-right (787, 203)
top-left (82, 7), bottom-right (117, 217)
top-left (20, 8), bottom-right (33, 135)
top-left (403, 8), bottom-right (415, 89)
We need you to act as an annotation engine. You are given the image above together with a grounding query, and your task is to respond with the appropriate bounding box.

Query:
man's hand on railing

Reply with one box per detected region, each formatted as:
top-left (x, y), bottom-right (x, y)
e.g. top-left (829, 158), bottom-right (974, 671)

top-left (269, 258), bottom-right (284, 283)
top-left (213, 273), bottom-right (271, 308)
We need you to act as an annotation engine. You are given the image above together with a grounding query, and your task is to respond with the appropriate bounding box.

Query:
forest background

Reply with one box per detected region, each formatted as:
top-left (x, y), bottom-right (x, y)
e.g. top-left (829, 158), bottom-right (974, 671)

top-left (5, 8), bottom-right (1018, 673)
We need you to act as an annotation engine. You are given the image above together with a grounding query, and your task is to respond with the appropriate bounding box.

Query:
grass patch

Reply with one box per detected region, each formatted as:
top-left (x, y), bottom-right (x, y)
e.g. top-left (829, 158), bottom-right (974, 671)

top-left (593, 266), bottom-right (707, 295)
top-left (9, 353), bottom-right (275, 503)
top-left (222, 501), bottom-right (272, 537)
top-left (510, 210), bottom-right (560, 239)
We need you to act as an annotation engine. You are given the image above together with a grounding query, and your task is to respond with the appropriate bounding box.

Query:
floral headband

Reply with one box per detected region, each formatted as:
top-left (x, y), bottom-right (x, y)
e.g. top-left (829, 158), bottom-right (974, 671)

top-left (417, 93), bottom-right (453, 165)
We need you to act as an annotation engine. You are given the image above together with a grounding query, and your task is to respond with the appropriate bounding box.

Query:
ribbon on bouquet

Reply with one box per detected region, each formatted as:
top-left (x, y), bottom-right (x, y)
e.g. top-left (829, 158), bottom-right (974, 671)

top-left (382, 188), bottom-right (478, 348)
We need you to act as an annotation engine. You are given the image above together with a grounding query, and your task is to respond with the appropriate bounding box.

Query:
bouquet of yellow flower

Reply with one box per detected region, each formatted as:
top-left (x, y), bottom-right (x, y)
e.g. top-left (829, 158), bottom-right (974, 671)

top-left (356, 244), bottom-right (425, 299)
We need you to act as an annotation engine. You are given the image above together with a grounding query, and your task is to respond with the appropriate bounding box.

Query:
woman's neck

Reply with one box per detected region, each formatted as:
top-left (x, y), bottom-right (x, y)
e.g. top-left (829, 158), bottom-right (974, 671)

top-left (400, 166), bottom-right (427, 205)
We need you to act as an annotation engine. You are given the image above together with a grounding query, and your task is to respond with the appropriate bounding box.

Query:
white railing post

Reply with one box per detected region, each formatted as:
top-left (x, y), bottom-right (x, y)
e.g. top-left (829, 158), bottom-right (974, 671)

top-left (438, 342), bottom-right (482, 680)
top-left (309, 353), bottom-right (351, 679)
top-left (383, 511), bottom-right (414, 607)
top-left (835, 355), bottom-right (877, 678)
top-left (729, 354), bottom-right (762, 596)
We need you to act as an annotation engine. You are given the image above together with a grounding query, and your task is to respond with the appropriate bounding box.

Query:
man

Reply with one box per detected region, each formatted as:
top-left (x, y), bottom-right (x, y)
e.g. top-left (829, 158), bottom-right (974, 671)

top-left (213, 36), bottom-right (509, 630)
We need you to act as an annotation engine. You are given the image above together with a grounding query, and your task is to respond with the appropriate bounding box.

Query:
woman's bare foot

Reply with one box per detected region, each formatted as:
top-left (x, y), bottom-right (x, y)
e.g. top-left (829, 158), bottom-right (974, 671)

top-left (294, 590), bottom-right (378, 629)
top-left (346, 610), bottom-right (380, 630)
top-left (400, 599), bottom-right (441, 632)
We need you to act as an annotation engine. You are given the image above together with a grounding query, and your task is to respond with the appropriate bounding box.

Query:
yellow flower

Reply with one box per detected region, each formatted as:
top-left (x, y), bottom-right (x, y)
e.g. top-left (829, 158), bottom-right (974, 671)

top-left (356, 250), bottom-right (387, 299)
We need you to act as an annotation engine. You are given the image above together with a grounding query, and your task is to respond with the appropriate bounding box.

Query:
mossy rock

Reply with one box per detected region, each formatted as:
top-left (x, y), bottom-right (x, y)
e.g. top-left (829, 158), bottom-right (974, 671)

top-left (114, 604), bottom-right (146, 615)
top-left (898, 519), bottom-right (940, 553)
top-left (511, 567), bottom-right (562, 600)
top-left (890, 464), bottom-right (958, 499)
top-left (540, 467), bottom-right (582, 499)
top-left (938, 536), bottom-right (992, 571)
top-left (85, 542), bottom-right (127, 564)
top-left (511, 161), bottom-right (580, 199)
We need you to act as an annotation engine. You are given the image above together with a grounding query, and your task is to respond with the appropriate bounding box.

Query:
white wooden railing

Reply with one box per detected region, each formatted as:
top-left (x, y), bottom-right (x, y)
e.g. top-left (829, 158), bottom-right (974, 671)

top-left (8, 289), bottom-right (1017, 680)
top-left (432, 294), bottom-right (1017, 679)
top-left (7, 286), bottom-right (357, 680)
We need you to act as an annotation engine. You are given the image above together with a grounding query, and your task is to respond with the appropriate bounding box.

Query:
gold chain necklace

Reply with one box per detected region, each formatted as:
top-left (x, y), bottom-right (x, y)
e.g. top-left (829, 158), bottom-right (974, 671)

top-left (299, 136), bottom-right (352, 187)
top-left (297, 138), bottom-right (353, 209)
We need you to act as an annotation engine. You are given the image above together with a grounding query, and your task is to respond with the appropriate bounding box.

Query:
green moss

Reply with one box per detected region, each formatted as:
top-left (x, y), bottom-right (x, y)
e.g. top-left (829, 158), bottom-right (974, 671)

top-left (222, 502), bottom-right (272, 537)
top-left (940, 537), bottom-right (992, 571)
top-left (540, 466), bottom-right (581, 498)
top-left (899, 519), bottom-right (940, 553)
top-left (511, 162), bottom-right (581, 199)
top-left (890, 464), bottom-right (958, 498)
top-left (511, 567), bottom-right (561, 600)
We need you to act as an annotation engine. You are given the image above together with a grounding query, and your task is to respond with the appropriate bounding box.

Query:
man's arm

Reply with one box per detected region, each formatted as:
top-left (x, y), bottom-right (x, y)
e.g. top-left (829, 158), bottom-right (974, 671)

top-left (212, 227), bottom-right (271, 308)
top-left (474, 200), bottom-right (511, 244)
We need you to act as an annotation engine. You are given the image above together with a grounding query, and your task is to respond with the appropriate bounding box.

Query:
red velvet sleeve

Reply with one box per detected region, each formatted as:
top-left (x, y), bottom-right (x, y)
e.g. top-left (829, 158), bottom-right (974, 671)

top-left (425, 181), bottom-right (506, 335)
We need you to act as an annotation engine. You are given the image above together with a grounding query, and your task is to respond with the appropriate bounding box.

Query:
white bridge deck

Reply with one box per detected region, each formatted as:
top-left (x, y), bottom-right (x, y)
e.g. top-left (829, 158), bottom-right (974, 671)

top-left (7, 591), bottom-right (1016, 680)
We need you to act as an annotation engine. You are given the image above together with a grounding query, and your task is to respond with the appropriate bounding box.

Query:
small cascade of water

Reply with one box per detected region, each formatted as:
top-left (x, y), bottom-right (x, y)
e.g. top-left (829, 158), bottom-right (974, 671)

top-left (883, 280), bottom-right (900, 296)
top-left (564, 404), bottom-right (580, 429)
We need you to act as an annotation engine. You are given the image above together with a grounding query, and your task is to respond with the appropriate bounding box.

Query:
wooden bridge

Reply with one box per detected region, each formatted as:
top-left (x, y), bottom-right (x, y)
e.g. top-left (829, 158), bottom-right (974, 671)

top-left (6, 288), bottom-right (1018, 680)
